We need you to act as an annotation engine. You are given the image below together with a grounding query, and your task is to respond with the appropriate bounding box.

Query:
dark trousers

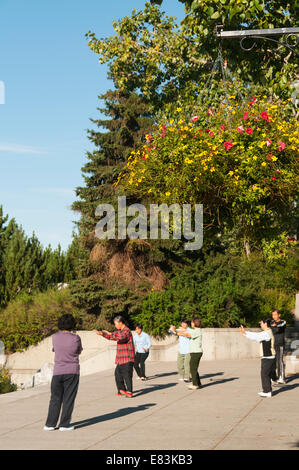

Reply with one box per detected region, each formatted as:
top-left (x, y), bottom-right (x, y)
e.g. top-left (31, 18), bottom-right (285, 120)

top-left (45, 374), bottom-right (79, 428)
top-left (274, 345), bottom-right (285, 380)
top-left (261, 358), bottom-right (276, 393)
top-left (134, 352), bottom-right (149, 378)
top-left (115, 362), bottom-right (134, 393)
top-left (190, 352), bottom-right (203, 386)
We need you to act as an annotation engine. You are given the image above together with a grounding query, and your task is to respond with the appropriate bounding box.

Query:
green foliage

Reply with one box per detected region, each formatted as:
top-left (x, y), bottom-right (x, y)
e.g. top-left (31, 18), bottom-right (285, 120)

top-left (0, 288), bottom-right (82, 353)
top-left (69, 277), bottom-right (144, 330)
top-left (72, 89), bottom-right (154, 251)
top-left (0, 368), bottom-right (17, 394)
top-left (86, 1), bottom-right (298, 112)
top-left (118, 96), bottom-right (298, 256)
top-left (0, 206), bottom-right (78, 307)
top-left (132, 248), bottom-right (297, 336)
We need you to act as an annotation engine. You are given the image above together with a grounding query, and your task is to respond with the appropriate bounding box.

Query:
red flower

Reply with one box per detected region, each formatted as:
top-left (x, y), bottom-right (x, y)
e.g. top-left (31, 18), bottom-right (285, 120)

top-left (249, 96), bottom-right (257, 107)
top-left (266, 138), bottom-right (271, 147)
top-left (272, 177), bottom-right (276, 181)
top-left (223, 140), bottom-right (233, 150)
top-left (191, 115), bottom-right (199, 122)
top-left (220, 124), bottom-right (225, 131)
top-left (246, 127), bottom-right (253, 135)
top-left (278, 141), bottom-right (286, 152)
top-left (260, 112), bottom-right (269, 121)
top-left (237, 125), bottom-right (244, 133)
top-left (146, 134), bottom-right (152, 143)
top-left (243, 112), bottom-right (249, 120)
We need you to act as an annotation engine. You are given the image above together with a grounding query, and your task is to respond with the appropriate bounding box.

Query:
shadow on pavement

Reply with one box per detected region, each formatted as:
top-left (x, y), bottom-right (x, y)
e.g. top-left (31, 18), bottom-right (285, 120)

top-left (146, 372), bottom-right (178, 380)
top-left (201, 372), bottom-right (224, 379)
top-left (200, 377), bottom-right (239, 388)
top-left (72, 403), bottom-right (157, 429)
top-left (134, 382), bottom-right (177, 397)
top-left (285, 374), bottom-right (299, 384)
top-left (272, 383), bottom-right (299, 396)
top-left (147, 371), bottom-right (225, 381)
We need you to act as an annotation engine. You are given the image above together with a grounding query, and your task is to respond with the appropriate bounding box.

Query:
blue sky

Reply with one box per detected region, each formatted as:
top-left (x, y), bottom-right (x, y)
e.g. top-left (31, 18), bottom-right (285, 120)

top-left (0, 0), bottom-right (184, 250)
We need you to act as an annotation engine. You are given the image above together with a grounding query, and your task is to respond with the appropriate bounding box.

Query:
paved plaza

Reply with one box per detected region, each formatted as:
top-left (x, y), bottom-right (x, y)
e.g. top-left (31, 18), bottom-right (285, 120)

top-left (0, 359), bottom-right (298, 450)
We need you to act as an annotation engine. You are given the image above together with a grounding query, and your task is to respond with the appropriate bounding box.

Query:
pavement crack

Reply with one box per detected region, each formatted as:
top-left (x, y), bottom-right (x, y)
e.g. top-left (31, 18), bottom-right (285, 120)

top-left (211, 398), bottom-right (263, 450)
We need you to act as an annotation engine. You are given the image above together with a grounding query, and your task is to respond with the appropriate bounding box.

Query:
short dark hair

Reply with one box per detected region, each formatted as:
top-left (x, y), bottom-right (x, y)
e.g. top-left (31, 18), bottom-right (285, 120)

top-left (261, 318), bottom-right (272, 328)
top-left (272, 309), bottom-right (281, 315)
top-left (181, 319), bottom-right (189, 326)
top-left (191, 317), bottom-right (201, 328)
top-left (114, 315), bottom-right (126, 324)
top-left (58, 314), bottom-right (76, 331)
top-left (135, 324), bottom-right (143, 330)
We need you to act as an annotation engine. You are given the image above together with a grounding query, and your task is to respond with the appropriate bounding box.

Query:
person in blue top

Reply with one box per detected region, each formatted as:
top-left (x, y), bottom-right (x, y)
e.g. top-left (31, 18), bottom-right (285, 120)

top-left (170, 319), bottom-right (191, 383)
top-left (133, 324), bottom-right (152, 381)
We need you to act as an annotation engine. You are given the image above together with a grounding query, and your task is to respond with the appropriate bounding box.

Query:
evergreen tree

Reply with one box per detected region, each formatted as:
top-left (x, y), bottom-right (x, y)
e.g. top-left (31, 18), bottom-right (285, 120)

top-left (0, 206), bottom-right (77, 307)
top-left (72, 89), bottom-right (153, 249)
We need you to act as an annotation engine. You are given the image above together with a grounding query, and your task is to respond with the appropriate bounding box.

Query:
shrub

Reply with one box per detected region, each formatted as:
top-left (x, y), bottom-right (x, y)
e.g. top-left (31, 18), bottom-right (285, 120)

top-left (132, 249), bottom-right (297, 336)
top-left (0, 288), bottom-right (83, 353)
top-left (0, 368), bottom-right (17, 394)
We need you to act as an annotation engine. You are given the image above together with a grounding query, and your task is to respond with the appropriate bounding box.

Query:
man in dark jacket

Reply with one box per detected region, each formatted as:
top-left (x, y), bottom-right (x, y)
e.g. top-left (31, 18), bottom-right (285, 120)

top-left (271, 309), bottom-right (286, 384)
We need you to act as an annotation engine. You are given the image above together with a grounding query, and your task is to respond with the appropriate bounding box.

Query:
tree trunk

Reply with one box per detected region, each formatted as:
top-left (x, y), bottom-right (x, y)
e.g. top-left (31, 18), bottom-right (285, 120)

top-left (244, 239), bottom-right (251, 259)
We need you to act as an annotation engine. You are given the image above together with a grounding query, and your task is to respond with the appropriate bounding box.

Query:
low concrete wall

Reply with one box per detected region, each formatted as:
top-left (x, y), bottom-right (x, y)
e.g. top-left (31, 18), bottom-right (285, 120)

top-left (4, 328), bottom-right (299, 387)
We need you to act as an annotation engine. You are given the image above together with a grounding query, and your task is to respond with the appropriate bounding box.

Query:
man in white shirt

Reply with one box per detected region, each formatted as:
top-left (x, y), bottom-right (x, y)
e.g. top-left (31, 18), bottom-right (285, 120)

top-left (240, 318), bottom-right (276, 398)
top-left (133, 324), bottom-right (152, 380)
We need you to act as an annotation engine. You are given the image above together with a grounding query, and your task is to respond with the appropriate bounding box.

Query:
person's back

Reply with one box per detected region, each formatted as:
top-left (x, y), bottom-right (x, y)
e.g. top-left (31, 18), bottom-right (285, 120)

top-left (52, 330), bottom-right (82, 376)
top-left (44, 314), bottom-right (82, 431)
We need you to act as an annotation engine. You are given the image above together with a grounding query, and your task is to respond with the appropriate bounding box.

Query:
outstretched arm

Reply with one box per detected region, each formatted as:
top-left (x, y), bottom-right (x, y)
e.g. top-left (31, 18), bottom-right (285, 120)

top-left (170, 325), bottom-right (191, 338)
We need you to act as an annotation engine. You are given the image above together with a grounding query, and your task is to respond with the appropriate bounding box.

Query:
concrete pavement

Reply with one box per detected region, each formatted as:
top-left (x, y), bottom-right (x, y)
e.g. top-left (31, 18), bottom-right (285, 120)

top-left (0, 359), bottom-right (298, 450)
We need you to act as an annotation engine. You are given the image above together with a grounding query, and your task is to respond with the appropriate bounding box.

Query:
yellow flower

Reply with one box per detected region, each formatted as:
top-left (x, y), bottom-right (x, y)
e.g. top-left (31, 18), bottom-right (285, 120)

top-left (228, 171), bottom-right (234, 176)
top-left (261, 162), bottom-right (267, 167)
top-left (176, 107), bottom-right (182, 112)
top-left (165, 191), bottom-right (170, 196)
top-left (210, 167), bottom-right (215, 172)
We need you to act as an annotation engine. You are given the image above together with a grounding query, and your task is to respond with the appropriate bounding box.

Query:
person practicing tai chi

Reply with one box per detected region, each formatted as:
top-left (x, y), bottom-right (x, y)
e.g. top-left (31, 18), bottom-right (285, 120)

top-left (240, 318), bottom-right (276, 398)
top-left (94, 315), bottom-right (135, 398)
top-left (169, 319), bottom-right (191, 383)
top-left (271, 309), bottom-right (286, 385)
top-left (170, 317), bottom-right (203, 390)
top-left (133, 324), bottom-right (152, 381)
top-left (44, 314), bottom-right (82, 431)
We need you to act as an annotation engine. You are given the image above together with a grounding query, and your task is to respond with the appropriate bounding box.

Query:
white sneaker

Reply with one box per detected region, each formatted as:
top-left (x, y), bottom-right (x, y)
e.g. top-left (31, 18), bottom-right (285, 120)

top-left (59, 426), bottom-right (75, 431)
top-left (258, 391), bottom-right (272, 398)
top-left (43, 426), bottom-right (55, 431)
top-left (179, 378), bottom-right (184, 382)
top-left (188, 385), bottom-right (199, 390)
top-left (277, 378), bottom-right (286, 384)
